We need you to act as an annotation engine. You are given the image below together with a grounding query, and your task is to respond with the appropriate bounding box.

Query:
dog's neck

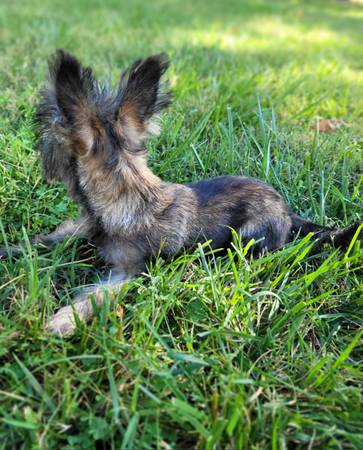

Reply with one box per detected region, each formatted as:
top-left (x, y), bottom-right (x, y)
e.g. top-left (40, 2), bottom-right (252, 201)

top-left (118, 153), bottom-right (163, 200)
top-left (77, 152), bottom-right (166, 233)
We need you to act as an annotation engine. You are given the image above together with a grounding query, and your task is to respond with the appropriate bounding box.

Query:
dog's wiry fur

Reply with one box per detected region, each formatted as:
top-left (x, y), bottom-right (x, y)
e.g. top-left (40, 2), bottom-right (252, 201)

top-left (2, 49), bottom-right (361, 336)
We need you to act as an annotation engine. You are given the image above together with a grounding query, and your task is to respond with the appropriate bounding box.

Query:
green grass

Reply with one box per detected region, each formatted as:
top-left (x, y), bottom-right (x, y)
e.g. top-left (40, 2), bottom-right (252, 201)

top-left (0, 0), bottom-right (363, 448)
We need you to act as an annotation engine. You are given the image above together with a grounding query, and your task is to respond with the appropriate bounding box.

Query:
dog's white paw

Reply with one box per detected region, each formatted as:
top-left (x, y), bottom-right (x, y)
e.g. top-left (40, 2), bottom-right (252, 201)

top-left (45, 305), bottom-right (77, 337)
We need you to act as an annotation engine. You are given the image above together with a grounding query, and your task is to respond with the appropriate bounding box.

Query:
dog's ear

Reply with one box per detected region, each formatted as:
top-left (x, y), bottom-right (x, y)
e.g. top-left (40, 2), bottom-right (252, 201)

top-left (116, 54), bottom-right (171, 147)
top-left (48, 49), bottom-right (100, 155)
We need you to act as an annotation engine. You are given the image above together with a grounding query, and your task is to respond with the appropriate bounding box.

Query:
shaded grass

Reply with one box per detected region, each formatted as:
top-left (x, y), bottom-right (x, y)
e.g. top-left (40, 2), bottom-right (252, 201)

top-left (0, 0), bottom-right (362, 448)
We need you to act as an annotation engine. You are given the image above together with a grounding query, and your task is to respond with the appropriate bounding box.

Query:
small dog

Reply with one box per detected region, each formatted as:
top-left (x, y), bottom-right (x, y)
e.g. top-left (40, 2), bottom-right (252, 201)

top-left (1, 50), bottom-right (361, 336)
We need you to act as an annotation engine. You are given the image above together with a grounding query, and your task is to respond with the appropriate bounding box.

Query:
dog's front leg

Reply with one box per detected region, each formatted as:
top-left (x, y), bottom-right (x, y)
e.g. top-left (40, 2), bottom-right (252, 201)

top-left (33, 215), bottom-right (91, 247)
top-left (45, 271), bottom-right (133, 337)
top-left (0, 216), bottom-right (90, 259)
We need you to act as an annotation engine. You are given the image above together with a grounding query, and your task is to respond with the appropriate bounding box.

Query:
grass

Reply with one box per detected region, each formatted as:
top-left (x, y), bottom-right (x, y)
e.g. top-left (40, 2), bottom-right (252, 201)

top-left (0, 0), bottom-right (362, 448)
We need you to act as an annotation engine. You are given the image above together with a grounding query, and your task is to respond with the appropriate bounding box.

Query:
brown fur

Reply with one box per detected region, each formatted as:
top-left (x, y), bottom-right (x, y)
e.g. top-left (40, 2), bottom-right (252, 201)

top-left (1, 50), bottom-right (361, 336)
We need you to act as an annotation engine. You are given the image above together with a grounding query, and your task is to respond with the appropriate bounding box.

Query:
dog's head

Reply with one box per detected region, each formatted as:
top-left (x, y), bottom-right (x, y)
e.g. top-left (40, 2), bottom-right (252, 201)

top-left (37, 49), bottom-right (171, 197)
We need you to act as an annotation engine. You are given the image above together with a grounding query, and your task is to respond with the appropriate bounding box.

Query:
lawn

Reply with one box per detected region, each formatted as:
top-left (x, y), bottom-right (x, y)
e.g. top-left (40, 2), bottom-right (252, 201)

top-left (0, 0), bottom-right (362, 448)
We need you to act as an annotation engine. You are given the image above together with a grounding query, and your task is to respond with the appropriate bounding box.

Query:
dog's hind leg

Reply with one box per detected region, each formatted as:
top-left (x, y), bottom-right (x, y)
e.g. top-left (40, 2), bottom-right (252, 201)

top-left (45, 271), bottom-right (132, 337)
top-left (239, 217), bottom-right (292, 255)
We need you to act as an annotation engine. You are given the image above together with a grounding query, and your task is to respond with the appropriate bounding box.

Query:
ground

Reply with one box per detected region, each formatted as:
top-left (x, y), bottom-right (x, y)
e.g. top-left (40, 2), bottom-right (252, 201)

top-left (0, 0), bottom-right (362, 448)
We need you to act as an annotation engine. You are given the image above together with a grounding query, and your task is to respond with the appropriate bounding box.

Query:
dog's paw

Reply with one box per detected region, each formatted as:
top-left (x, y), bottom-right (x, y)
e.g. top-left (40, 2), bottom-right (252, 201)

top-left (33, 234), bottom-right (54, 247)
top-left (0, 246), bottom-right (22, 259)
top-left (0, 247), bottom-right (8, 259)
top-left (45, 305), bottom-right (77, 337)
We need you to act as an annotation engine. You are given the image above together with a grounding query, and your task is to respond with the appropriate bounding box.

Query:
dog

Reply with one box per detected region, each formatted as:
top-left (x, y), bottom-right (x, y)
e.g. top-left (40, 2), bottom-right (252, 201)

top-left (1, 49), bottom-right (361, 336)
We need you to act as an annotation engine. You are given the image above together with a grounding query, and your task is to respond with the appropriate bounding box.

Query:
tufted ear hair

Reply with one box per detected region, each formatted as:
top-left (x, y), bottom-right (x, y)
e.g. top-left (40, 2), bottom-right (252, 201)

top-left (115, 53), bottom-right (172, 148)
top-left (46, 49), bottom-right (102, 155)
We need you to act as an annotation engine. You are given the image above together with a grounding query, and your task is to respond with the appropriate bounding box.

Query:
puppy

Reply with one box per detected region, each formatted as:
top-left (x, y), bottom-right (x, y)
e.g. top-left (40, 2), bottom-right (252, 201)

top-left (1, 50), bottom-right (361, 336)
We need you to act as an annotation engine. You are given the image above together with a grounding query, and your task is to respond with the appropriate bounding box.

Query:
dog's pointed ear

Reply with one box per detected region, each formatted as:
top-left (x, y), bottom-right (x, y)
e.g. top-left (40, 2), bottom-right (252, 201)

top-left (47, 49), bottom-right (99, 155)
top-left (116, 54), bottom-right (172, 147)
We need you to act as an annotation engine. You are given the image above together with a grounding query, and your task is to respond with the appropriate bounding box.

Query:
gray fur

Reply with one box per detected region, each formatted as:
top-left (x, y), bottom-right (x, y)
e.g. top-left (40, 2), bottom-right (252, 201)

top-left (2, 50), bottom-right (361, 336)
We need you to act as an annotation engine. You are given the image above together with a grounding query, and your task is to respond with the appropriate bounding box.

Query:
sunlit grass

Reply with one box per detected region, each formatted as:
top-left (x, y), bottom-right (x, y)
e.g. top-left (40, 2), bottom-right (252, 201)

top-left (0, 0), bottom-right (362, 448)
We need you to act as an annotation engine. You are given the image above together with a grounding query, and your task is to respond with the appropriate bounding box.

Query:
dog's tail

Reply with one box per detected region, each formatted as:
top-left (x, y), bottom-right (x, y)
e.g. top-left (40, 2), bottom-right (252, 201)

top-left (290, 213), bottom-right (362, 249)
